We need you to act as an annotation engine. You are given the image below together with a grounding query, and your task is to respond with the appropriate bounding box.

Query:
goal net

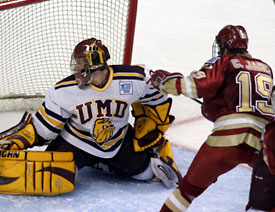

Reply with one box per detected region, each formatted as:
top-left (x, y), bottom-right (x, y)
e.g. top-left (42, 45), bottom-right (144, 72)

top-left (0, 0), bottom-right (138, 111)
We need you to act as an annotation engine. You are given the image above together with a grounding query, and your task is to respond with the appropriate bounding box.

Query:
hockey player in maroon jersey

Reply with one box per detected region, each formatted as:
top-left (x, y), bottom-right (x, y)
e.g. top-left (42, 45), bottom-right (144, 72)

top-left (150, 25), bottom-right (274, 211)
top-left (0, 38), bottom-right (182, 195)
top-left (246, 87), bottom-right (275, 212)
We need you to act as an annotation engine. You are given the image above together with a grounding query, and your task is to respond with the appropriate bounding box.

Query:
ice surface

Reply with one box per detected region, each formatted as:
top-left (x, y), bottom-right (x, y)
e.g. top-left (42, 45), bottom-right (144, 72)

top-left (0, 148), bottom-right (252, 212)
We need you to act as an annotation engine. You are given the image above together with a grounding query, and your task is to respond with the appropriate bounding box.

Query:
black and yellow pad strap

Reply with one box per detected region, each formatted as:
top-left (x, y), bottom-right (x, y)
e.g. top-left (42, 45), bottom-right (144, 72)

top-left (132, 98), bottom-right (175, 152)
top-left (0, 150), bottom-right (75, 195)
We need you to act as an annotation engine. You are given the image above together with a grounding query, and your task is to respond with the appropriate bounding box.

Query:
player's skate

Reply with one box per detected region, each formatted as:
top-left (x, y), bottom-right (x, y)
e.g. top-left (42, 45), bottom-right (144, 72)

top-left (151, 155), bottom-right (182, 188)
top-left (150, 140), bottom-right (182, 188)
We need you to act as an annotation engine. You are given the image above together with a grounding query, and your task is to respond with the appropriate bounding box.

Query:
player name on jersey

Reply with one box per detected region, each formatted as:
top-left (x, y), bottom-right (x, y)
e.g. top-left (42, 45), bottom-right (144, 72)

top-left (231, 59), bottom-right (271, 74)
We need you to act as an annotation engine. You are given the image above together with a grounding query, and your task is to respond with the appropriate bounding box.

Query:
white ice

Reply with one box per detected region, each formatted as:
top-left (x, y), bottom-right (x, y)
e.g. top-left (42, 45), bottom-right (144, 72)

top-left (0, 0), bottom-right (275, 211)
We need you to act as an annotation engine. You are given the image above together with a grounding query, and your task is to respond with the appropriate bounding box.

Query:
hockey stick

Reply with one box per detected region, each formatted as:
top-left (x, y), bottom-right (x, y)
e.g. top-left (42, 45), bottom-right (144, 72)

top-left (191, 98), bottom-right (203, 105)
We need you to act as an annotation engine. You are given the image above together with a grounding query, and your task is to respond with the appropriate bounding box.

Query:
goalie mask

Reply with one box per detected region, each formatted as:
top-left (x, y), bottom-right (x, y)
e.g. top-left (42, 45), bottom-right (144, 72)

top-left (71, 38), bottom-right (110, 88)
top-left (212, 25), bottom-right (248, 57)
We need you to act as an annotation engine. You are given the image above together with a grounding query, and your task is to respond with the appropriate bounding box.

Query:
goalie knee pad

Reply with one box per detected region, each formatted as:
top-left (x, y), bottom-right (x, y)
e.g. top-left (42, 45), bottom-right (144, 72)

top-left (0, 112), bottom-right (37, 150)
top-left (0, 150), bottom-right (75, 195)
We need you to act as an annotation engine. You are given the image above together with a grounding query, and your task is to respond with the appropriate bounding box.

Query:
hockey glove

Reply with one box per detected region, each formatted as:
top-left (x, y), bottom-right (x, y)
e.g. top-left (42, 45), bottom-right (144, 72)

top-left (132, 98), bottom-right (174, 152)
top-left (150, 70), bottom-right (183, 95)
top-left (0, 112), bottom-right (37, 150)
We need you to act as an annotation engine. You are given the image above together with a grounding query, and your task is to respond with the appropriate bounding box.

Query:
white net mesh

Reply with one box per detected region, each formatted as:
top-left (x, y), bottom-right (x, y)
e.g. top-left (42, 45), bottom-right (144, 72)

top-left (0, 0), bottom-right (136, 111)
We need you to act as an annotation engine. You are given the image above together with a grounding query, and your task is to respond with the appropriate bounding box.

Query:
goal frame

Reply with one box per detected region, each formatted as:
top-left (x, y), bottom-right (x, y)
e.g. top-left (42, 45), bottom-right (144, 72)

top-left (0, 0), bottom-right (138, 65)
top-left (0, 0), bottom-right (138, 111)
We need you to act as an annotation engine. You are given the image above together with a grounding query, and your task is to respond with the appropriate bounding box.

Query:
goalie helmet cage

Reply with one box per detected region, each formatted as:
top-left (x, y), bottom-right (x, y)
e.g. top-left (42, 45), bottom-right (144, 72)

top-left (0, 0), bottom-right (138, 111)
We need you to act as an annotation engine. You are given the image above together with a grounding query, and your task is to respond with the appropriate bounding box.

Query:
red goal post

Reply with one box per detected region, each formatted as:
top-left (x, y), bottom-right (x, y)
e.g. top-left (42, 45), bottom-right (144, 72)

top-left (0, 0), bottom-right (138, 111)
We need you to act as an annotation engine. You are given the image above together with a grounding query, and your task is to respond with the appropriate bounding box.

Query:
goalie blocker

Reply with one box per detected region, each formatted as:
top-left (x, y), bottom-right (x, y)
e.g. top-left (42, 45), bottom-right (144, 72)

top-left (0, 150), bottom-right (75, 195)
top-left (132, 98), bottom-right (175, 152)
top-left (132, 98), bottom-right (182, 186)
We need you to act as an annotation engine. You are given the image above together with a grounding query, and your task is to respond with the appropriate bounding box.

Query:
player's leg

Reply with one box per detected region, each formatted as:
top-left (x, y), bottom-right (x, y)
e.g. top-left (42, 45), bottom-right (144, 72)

top-left (100, 125), bottom-right (181, 187)
top-left (160, 143), bottom-right (257, 212)
top-left (46, 127), bottom-right (151, 179)
top-left (246, 150), bottom-right (275, 212)
top-left (46, 125), bottom-right (180, 187)
top-left (100, 125), bottom-right (152, 178)
top-left (46, 135), bottom-right (100, 170)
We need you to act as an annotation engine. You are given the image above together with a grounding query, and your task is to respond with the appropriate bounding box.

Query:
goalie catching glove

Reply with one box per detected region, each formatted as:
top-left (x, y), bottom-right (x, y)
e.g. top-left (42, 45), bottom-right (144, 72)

top-left (132, 98), bottom-right (175, 152)
top-left (150, 70), bottom-right (183, 96)
top-left (0, 112), bottom-right (38, 150)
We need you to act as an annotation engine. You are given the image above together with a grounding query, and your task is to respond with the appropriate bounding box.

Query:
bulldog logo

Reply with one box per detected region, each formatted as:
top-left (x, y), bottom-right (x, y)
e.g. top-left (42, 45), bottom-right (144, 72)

top-left (93, 118), bottom-right (115, 143)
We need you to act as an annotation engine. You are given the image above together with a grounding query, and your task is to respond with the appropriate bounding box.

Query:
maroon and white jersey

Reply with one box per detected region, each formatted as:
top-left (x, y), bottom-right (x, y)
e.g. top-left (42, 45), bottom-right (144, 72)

top-left (181, 54), bottom-right (274, 149)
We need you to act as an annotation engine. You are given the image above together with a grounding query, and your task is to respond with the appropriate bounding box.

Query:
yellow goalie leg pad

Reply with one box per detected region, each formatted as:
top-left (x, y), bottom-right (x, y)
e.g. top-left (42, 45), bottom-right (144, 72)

top-left (0, 150), bottom-right (75, 195)
top-left (157, 139), bottom-right (182, 181)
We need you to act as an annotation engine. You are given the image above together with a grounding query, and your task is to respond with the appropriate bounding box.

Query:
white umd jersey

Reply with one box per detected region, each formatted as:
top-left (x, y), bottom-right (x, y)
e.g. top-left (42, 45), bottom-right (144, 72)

top-left (33, 65), bottom-right (168, 158)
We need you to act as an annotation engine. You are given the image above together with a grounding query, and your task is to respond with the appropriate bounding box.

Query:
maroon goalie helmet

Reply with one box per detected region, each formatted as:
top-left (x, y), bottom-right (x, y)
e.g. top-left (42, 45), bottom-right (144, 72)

top-left (212, 25), bottom-right (249, 57)
top-left (70, 38), bottom-right (110, 88)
